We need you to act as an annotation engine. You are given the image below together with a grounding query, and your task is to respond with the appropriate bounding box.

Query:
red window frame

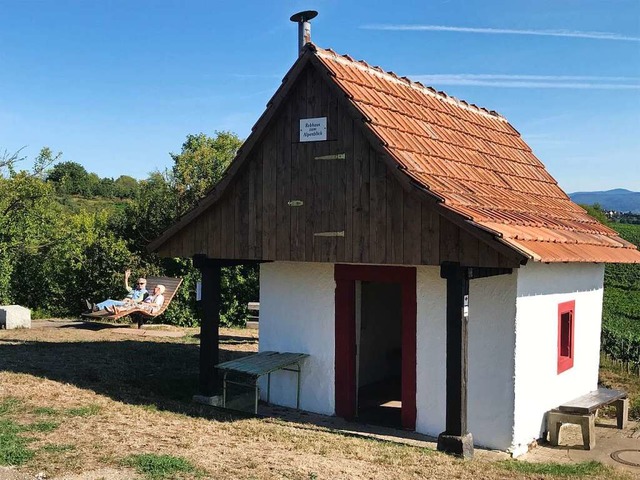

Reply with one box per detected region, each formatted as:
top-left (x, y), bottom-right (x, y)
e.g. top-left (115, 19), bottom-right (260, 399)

top-left (557, 300), bottom-right (575, 374)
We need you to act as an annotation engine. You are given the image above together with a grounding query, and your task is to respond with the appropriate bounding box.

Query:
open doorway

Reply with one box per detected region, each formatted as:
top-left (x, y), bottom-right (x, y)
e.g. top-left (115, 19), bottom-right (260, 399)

top-left (356, 281), bottom-right (402, 427)
top-left (334, 264), bottom-right (416, 430)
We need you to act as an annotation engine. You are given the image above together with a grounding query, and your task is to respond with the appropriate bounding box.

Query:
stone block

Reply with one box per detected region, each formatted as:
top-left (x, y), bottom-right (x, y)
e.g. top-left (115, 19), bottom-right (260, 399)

top-left (0, 305), bottom-right (31, 329)
top-left (437, 432), bottom-right (474, 459)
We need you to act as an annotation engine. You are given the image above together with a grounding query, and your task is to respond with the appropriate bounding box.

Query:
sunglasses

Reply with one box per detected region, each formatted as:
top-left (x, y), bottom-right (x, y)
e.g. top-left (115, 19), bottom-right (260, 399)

top-left (137, 282), bottom-right (146, 285)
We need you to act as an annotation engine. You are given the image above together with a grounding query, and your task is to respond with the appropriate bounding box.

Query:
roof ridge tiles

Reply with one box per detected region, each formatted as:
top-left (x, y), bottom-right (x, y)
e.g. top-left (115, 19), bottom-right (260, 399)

top-left (314, 46), bottom-right (508, 122)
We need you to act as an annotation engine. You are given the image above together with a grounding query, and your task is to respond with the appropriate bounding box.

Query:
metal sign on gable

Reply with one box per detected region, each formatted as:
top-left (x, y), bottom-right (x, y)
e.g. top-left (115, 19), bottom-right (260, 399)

top-left (299, 117), bottom-right (327, 142)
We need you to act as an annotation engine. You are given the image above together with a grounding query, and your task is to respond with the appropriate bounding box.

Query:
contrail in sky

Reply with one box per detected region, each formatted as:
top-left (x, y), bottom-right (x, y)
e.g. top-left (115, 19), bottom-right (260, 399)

top-left (410, 74), bottom-right (640, 89)
top-left (361, 24), bottom-right (640, 42)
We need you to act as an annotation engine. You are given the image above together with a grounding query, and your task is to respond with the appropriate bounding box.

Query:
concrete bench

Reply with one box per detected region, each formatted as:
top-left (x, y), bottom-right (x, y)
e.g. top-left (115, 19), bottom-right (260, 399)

top-left (0, 305), bottom-right (31, 329)
top-left (547, 388), bottom-right (628, 450)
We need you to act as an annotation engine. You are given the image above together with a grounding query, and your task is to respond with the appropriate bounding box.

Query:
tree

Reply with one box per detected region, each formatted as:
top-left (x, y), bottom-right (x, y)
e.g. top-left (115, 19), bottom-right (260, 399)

top-left (0, 172), bottom-right (58, 303)
top-left (113, 170), bottom-right (178, 251)
top-left (581, 203), bottom-right (609, 225)
top-left (171, 131), bottom-right (242, 214)
top-left (47, 161), bottom-right (90, 195)
top-left (32, 147), bottom-right (62, 179)
top-left (113, 175), bottom-right (139, 199)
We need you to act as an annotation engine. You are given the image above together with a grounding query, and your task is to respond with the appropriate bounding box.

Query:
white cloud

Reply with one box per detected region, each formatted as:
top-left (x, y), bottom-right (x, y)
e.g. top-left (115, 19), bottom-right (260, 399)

top-left (360, 24), bottom-right (640, 42)
top-left (410, 74), bottom-right (640, 89)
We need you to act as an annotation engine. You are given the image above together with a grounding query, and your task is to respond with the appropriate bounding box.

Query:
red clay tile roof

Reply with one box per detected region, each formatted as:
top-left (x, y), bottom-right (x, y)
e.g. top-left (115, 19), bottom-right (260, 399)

top-left (313, 46), bottom-right (640, 263)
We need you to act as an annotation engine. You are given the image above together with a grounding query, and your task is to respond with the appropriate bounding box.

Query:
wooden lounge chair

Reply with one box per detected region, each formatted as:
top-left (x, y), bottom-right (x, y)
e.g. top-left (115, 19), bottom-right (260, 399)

top-left (82, 276), bottom-right (182, 328)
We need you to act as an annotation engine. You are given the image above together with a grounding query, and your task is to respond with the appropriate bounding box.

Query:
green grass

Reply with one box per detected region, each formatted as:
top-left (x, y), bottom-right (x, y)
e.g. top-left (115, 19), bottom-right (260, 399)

top-left (25, 421), bottom-right (59, 433)
top-left (40, 444), bottom-right (75, 453)
top-left (0, 419), bottom-right (34, 466)
top-left (0, 400), bottom-right (89, 467)
top-left (497, 460), bottom-right (611, 477)
top-left (0, 397), bottom-right (24, 416)
top-left (65, 404), bottom-right (101, 417)
top-left (33, 404), bottom-right (101, 418)
top-left (33, 406), bottom-right (59, 416)
top-left (122, 453), bottom-right (203, 480)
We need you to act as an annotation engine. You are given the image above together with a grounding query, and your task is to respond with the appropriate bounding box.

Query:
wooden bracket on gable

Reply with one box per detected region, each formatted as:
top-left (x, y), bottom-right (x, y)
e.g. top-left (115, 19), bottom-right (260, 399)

top-left (314, 153), bottom-right (346, 160)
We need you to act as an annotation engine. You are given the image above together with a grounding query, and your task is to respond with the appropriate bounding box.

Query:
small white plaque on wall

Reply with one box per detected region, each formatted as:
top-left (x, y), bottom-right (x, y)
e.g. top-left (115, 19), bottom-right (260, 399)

top-left (300, 117), bottom-right (327, 142)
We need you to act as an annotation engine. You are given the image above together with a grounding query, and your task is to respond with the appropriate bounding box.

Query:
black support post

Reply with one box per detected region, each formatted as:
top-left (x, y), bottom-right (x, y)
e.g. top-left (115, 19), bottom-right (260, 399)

top-left (194, 254), bottom-right (222, 397)
top-left (437, 263), bottom-right (474, 459)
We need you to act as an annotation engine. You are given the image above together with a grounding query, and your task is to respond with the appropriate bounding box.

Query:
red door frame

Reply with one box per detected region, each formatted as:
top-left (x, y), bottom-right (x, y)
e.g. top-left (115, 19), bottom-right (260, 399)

top-left (334, 264), bottom-right (417, 430)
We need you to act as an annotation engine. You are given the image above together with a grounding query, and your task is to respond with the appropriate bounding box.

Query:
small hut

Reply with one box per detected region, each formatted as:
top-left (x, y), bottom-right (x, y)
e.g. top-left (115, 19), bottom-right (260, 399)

top-left (150, 35), bottom-right (640, 456)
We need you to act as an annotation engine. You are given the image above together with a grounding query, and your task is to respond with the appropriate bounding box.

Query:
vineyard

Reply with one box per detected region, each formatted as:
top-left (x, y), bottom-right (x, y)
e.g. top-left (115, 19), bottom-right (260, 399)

top-left (601, 223), bottom-right (640, 372)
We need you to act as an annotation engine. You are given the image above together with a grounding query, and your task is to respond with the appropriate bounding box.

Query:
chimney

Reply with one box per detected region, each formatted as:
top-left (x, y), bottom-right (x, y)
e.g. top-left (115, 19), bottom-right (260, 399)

top-left (290, 10), bottom-right (318, 56)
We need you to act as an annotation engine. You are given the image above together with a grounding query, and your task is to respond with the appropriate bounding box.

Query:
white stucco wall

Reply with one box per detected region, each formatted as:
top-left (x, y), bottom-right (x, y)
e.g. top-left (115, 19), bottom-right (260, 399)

top-left (512, 262), bottom-right (605, 454)
top-left (258, 262), bottom-right (336, 415)
top-left (468, 273), bottom-right (517, 451)
top-left (415, 266), bottom-right (518, 451)
top-left (415, 266), bottom-right (447, 436)
top-left (258, 260), bottom-right (604, 456)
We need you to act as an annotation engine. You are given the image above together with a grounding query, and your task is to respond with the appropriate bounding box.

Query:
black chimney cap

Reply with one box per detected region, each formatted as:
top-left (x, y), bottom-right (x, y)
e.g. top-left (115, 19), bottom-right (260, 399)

top-left (290, 10), bottom-right (318, 23)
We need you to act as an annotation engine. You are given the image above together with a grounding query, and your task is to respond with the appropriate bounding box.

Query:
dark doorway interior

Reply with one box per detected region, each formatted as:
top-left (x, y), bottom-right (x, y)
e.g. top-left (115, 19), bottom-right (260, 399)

top-left (356, 281), bottom-right (402, 428)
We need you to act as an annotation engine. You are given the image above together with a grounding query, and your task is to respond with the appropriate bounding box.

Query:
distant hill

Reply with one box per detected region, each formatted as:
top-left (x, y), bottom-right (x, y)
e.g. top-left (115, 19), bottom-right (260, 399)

top-left (569, 189), bottom-right (640, 213)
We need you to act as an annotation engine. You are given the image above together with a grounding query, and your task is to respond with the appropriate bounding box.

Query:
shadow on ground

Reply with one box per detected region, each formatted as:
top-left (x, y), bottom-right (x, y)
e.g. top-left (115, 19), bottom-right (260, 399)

top-left (0, 327), bottom-right (255, 422)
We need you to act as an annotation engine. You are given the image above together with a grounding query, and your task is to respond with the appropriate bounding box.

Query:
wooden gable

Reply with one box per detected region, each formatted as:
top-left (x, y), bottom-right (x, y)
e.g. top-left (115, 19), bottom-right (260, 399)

top-left (154, 62), bottom-right (523, 268)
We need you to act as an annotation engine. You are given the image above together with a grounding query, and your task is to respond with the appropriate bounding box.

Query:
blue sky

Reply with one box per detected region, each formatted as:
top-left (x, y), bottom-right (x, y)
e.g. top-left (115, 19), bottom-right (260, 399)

top-left (1, 0), bottom-right (638, 192)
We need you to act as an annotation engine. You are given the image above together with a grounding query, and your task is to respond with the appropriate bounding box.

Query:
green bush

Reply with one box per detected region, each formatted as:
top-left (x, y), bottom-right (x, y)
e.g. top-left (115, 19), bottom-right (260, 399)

top-left (0, 136), bottom-right (258, 327)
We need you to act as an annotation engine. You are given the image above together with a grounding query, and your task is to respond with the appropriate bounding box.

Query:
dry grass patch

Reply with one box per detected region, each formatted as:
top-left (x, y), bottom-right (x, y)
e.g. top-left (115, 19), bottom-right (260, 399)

top-left (0, 323), bottom-right (629, 479)
top-left (599, 361), bottom-right (640, 420)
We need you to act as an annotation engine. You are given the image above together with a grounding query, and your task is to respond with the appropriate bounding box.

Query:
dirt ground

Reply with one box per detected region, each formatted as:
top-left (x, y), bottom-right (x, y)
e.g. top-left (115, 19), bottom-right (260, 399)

top-left (0, 320), bottom-right (634, 480)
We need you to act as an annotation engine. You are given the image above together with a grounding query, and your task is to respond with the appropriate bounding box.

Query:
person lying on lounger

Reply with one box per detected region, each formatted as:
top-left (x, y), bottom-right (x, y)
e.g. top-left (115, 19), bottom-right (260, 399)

top-left (105, 284), bottom-right (165, 315)
top-left (86, 269), bottom-right (147, 312)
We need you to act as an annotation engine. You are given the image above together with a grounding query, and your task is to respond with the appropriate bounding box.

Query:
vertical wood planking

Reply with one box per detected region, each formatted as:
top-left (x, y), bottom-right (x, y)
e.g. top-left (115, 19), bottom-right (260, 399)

top-left (369, 150), bottom-right (387, 263)
top-left (199, 208), bottom-right (209, 257)
top-left (402, 190), bottom-right (422, 264)
top-left (327, 83), bottom-right (343, 262)
top-left (276, 104), bottom-right (292, 260)
top-left (477, 240), bottom-right (496, 268)
top-left (439, 217), bottom-right (460, 264)
top-left (497, 251), bottom-right (518, 269)
top-left (247, 155), bottom-right (257, 259)
top-left (304, 142), bottom-right (317, 262)
top-left (254, 148), bottom-right (263, 260)
top-left (222, 193), bottom-right (235, 259)
top-left (342, 105), bottom-right (354, 263)
top-left (458, 229), bottom-right (480, 267)
top-left (183, 227), bottom-right (195, 259)
top-left (289, 83), bottom-right (305, 261)
top-left (353, 128), bottom-right (371, 263)
top-left (235, 165), bottom-right (250, 259)
top-left (386, 171), bottom-right (404, 264)
top-left (191, 213), bottom-right (201, 255)
top-left (262, 121), bottom-right (278, 260)
top-left (317, 70), bottom-right (333, 262)
top-left (421, 205), bottom-right (440, 264)
top-left (212, 199), bottom-right (221, 259)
